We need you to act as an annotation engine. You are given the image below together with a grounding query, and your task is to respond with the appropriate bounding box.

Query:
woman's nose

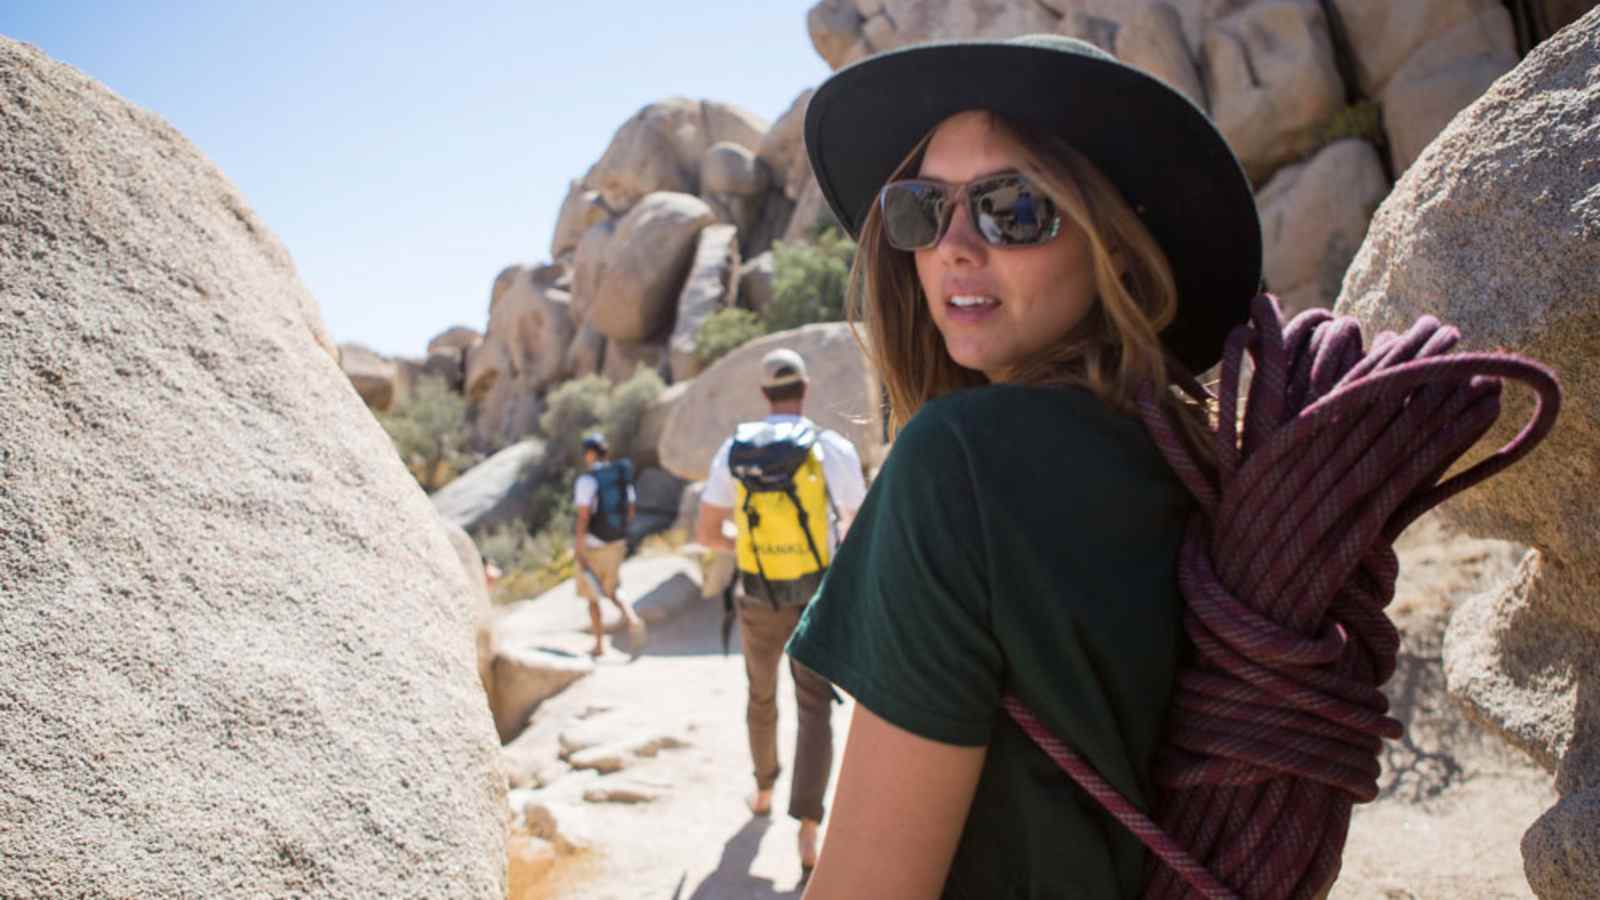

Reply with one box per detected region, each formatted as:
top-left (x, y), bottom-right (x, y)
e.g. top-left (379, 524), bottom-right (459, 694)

top-left (936, 200), bottom-right (987, 264)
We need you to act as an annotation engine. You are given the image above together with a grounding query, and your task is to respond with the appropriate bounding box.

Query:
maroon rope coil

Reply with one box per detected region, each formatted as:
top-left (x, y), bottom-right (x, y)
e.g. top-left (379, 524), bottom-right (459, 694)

top-left (1006, 294), bottom-right (1560, 900)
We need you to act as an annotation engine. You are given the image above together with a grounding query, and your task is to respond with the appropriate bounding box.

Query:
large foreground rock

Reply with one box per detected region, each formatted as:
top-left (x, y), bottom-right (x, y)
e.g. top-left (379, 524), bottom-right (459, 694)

top-left (658, 323), bottom-right (882, 482)
top-left (441, 519), bottom-right (497, 705)
top-left (1333, 12), bottom-right (1600, 898)
top-left (0, 37), bottom-right (504, 897)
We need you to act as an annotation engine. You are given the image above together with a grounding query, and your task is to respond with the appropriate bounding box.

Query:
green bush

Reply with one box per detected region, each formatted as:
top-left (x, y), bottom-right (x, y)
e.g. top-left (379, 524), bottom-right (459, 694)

top-left (529, 366), bottom-right (665, 532)
top-left (375, 374), bottom-right (475, 491)
top-left (462, 367), bottom-right (672, 604)
top-left (537, 367), bottom-right (667, 467)
top-left (695, 307), bottom-right (768, 367)
top-left (604, 366), bottom-right (666, 463)
top-left (475, 516), bottom-right (575, 605)
top-left (764, 227), bottom-right (855, 332)
top-left (539, 375), bottom-right (611, 467)
top-left (524, 467), bottom-right (577, 545)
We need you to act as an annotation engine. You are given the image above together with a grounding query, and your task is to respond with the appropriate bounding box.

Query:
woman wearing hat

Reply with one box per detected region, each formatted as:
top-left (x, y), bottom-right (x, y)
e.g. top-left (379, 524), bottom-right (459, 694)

top-left (785, 35), bottom-right (1261, 898)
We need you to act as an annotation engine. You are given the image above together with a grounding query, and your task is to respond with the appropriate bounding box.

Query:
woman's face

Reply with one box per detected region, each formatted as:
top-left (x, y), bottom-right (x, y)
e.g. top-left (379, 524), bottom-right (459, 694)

top-left (912, 111), bottom-right (1099, 381)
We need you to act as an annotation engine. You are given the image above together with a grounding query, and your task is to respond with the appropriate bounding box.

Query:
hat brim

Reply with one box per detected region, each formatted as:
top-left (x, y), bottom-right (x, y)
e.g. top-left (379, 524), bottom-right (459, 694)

top-left (804, 37), bottom-right (1262, 374)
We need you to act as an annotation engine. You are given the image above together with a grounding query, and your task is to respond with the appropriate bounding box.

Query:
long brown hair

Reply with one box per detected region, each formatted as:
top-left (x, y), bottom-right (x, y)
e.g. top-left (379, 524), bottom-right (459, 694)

top-left (848, 112), bottom-right (1214, 450)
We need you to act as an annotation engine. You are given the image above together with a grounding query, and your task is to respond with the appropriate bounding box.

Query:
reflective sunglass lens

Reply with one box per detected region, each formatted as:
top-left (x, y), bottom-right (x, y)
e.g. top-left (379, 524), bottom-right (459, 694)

top-left (881, 182), bottom-right (947, 250)
top-left (972, 176), bottom-right (1059, 246)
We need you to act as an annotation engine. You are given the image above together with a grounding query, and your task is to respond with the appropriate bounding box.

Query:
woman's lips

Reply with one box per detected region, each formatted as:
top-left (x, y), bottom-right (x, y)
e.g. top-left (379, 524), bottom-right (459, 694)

top-left (945, 294), bottom-right (1000, 323)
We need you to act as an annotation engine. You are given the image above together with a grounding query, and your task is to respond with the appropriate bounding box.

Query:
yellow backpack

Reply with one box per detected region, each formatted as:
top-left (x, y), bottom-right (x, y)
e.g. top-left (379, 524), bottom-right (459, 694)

top-left (728, 420), bottom-right (833, 597)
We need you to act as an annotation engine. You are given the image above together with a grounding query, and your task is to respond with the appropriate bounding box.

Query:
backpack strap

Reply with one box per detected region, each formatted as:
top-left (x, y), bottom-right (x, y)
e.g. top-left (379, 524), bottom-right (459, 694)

top-left (782, 481), bottom-right (828, 574)
top-left (720, 581), bottom-right (736, 656)
top-left (739, 489), bottom-right (780, 610)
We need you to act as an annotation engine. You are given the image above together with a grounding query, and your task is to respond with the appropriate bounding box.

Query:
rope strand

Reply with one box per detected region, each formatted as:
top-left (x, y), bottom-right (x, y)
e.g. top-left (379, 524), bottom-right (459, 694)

top-left (1006, 294), bottom-right (1560, 899)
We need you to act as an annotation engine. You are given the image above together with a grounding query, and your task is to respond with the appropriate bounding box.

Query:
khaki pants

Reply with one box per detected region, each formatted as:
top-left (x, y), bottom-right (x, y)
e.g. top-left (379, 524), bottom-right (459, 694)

top-left (576, 540), bottom-right (626, 601)
top-left (738, 597), bottom-right (834, 822)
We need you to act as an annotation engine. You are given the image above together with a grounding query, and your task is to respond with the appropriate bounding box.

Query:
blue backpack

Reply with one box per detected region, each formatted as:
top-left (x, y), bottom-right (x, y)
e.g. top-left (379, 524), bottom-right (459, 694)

top-left (587, 460), bottom-right (633, 543)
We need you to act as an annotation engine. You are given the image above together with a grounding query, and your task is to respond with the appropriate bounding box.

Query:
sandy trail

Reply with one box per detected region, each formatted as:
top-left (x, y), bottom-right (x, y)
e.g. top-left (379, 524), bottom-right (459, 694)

top-left (502, 579), bottom-right (849, 899)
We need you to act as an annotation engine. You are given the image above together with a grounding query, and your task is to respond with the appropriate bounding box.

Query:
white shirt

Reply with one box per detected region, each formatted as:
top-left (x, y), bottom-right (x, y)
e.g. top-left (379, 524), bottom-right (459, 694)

top-left (574, 462), bottom-right (637, 548)
top-left (702, 414), bottom-right (868, 550)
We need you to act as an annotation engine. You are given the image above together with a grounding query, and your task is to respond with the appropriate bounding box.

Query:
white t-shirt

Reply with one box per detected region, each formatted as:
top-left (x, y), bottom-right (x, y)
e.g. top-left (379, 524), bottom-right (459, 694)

top-left (574, 462), bottom-right (637, 548)
top-left (702, 414), bottom-right (868, 550)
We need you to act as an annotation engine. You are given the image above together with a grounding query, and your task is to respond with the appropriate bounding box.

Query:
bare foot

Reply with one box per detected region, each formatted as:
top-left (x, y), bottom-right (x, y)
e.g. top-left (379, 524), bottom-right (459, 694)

top-left (589, 643), bottom-right (605, 659)
top-left (746, 789), bottom-right (773, 817)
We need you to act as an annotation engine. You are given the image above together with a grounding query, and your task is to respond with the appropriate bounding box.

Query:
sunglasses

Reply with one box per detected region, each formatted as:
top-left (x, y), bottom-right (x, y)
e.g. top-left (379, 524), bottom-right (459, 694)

top-left (879, 172), bottom-right (1062, 251)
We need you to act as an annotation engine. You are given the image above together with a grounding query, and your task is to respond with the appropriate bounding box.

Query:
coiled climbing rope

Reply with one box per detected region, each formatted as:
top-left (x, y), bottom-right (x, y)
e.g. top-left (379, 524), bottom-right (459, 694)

top-left (1006, 294), bottom-right (1561, 900)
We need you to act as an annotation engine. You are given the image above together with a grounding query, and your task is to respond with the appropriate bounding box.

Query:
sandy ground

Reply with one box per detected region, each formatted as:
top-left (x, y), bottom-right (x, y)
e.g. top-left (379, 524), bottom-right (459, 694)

top-left (501, 583), bottom-right (845, 899)
top-left (1331, 514), bottom-right (1554, 899)
top-left (500, 513), bottom-right (1557, 899)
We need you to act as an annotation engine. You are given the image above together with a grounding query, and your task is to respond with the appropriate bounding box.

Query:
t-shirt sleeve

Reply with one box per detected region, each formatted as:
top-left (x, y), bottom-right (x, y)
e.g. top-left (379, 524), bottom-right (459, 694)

top-left (700, 438), bottom-right (736, 507)
top-left (819, 431), bottom-right (868, 517)
top-left (573, 473), bottom-right (596, 509)
top-left (788, 407), bottom-right (1002, 746)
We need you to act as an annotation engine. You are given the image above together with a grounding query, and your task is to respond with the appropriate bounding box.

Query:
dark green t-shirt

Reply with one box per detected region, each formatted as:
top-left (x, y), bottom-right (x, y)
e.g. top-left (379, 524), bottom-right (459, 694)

top-left (788, 383), bottom-right (1190, 899)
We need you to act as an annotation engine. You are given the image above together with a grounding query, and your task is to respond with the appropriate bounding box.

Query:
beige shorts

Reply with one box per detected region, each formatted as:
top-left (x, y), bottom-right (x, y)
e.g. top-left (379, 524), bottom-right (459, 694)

top-left (577, 539), bottom-right (626, 601)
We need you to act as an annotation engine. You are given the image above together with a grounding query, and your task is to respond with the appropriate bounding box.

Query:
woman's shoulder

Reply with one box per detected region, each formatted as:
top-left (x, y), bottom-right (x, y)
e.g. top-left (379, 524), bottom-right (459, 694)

top-left (914, 383), bottom-right (1147, 447)
top-left (909, 384), bottom-right (1179, 498)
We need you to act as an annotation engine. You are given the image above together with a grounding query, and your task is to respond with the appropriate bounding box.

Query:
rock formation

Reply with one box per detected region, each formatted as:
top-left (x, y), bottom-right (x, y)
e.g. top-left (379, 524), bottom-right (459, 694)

top-left (339, 341), bottom-right (404, 411)
top-left (1334, 11), bottom-right (1600, 897)
top-left (466, 264), bottom-right (575, 448)
top-left (585, 192), bottom-right (718, 344)
top-left (667, 223), bottom-right (742, 383)
top-left (430, 437), bottom-right (552, 535)
top-left (0, 37), bottom-right (505, 897)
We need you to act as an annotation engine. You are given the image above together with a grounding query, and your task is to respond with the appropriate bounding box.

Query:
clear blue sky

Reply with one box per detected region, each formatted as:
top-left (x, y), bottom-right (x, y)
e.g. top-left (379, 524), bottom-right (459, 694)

top-left (3, 2), bottom-right (832, 357)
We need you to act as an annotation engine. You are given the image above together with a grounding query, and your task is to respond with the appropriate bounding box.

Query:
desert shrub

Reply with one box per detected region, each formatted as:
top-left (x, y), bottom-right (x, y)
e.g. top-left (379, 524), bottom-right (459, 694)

top-left (538, 368), bottom-right (666, 466)
top-left (696, 308), bottom-right (769, 367)
top-left (764, 227), bottom-right (855, 332)
top-left (538, 375), bottom-right (611, 467)
top-left (524, 467), bottom-right (577, 547)
top-left (515, 367), bottom-right (666, 555)
top-left (603, 366), bottom-right (666, 463)
top-left (375, 374), bottom-right (475, 491)
top-left (475, 516), bottom-right (576, 605)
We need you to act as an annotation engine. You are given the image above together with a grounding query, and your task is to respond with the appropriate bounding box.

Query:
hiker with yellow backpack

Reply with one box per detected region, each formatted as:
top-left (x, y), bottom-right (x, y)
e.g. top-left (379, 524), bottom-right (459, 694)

top-left (695, 347), bottom-right (867, 882)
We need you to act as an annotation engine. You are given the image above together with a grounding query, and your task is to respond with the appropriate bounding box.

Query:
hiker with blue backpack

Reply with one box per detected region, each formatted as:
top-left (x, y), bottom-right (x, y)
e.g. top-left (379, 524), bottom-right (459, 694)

top-left (784, 33), bottom-right (1558, 900)
top-left (695, 347), bottom-right (867, 881)
top-left (573, 432), bottom-right (645, 658)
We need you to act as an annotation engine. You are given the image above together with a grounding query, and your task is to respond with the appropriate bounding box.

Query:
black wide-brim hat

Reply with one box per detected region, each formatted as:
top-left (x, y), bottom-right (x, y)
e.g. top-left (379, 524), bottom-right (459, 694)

top-left (804, 34), bottom-right (1262, 374)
